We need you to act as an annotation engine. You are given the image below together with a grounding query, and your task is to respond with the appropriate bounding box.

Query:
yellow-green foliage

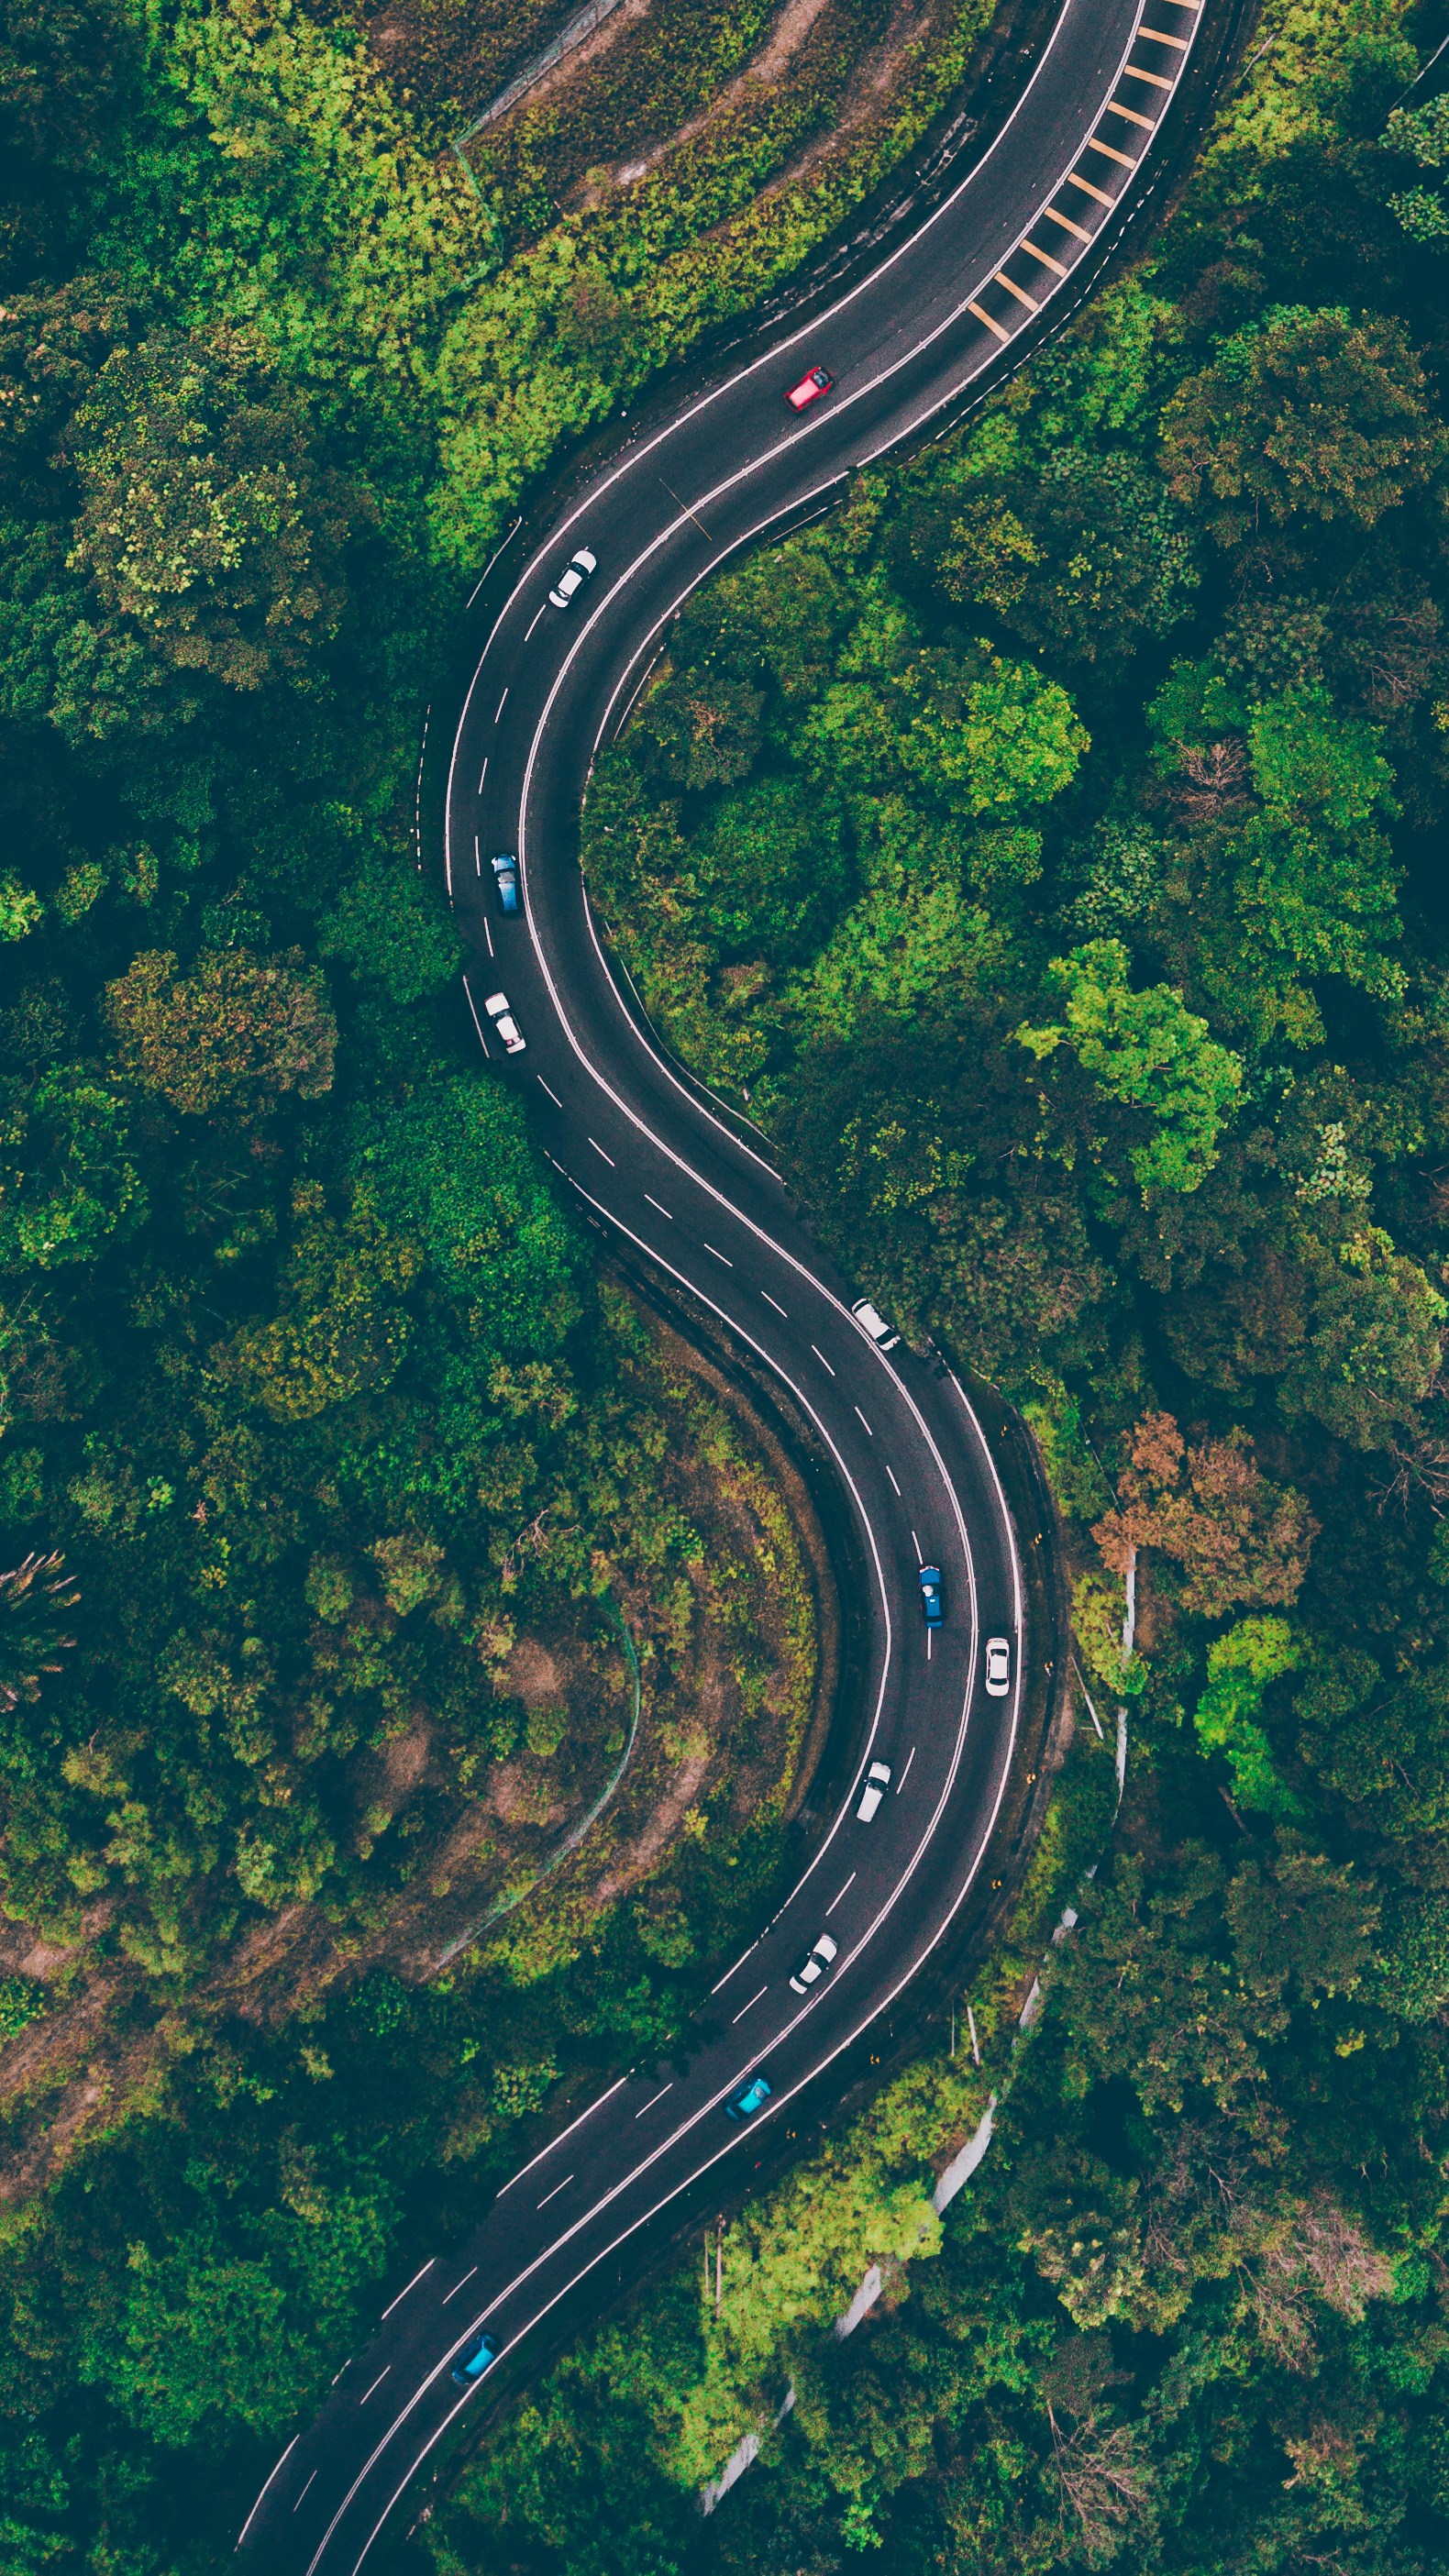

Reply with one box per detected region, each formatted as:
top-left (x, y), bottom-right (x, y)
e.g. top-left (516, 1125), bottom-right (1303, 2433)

top-left (156, 0), bottom-right (489, 400)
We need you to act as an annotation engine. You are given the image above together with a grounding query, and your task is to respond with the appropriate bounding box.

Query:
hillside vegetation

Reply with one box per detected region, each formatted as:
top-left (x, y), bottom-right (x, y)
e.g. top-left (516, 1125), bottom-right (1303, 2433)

top-left (425, 0), bottom-right (1449, 2568)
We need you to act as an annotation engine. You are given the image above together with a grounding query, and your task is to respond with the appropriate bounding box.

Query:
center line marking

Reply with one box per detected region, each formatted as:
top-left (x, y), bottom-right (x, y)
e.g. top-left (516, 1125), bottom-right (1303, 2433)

top-left (645, 1193), bottom-right (673, 1219)
top-left (927, 1630), bottom-right (933, 1661)
top-left (589, 1137), bottom-right (615, 1166)
top-left (478, 761), bottom-right (488, 791)
top-left (855, 1407), bottom-right (873, 1436)
top-left (886, 1465), bottom-right (902, 1497)
top-left (732, 1983), bottom-right (769, 2024)
top-left (482, 918), bottom-right (494, 957)
top-left (359, 2369), bottom-right (390, 2405)
top-left (898, 1746), bottom-right (915, 1790)
top-left (537, 1076), bottom-right (562, 1106)
top-left (635, 2082), bottom-right (673, 2118)
top-left (812, 1344), bottom-right (835, 1376)
top-left (703, 1242), bottom-right (732, 1266)
top-left (826, 1870), bottom-right (857, 1917)
top-left (441, 2266), bottom-right (478, 2305)
top-left (762, 1291), bottom-right (788, 1318)
top-left (525, 600), bottom-right (548, 640)
top-left (293, 2470), bottom-right (318, 2512)
top-left (537, 2172), bottom-right (575, 2210)
top-left (912, 1530), bottom-right (923, 1564)
top-left (494, 688), bottom-right (509, 722)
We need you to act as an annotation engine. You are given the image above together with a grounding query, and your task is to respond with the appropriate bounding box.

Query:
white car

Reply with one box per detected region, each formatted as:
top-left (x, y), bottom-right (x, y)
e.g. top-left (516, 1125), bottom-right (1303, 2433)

top-left (857, 1760), bottom-right (891, 1822)
top-left (851, 1297), bottom-right (901, 1353)
top-left (789, 1932), bottom-right (838, 1996)
top-left (985, 1635), bottom-right (1011, 1697)
top-left (483, 989), bottom-right (527, 1055)
top-left (549, 546), bottom-right (598, 609)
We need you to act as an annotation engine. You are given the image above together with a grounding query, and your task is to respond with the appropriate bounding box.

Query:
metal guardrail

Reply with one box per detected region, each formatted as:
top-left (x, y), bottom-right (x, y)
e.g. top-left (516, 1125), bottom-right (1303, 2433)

top-left (454, 0), bottom-right (626, 149)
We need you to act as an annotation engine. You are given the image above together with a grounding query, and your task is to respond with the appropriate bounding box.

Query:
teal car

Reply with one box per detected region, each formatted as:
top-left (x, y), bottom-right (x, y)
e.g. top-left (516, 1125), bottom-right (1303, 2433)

top-left (451, 2329), bottom-right (497, 2389)
top-left (723, 2072), bottom-right (772, 2123)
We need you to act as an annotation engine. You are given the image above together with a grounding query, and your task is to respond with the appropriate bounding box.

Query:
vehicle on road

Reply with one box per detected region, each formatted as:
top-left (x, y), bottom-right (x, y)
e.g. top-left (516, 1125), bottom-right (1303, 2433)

top-left (549, 546), bottom-right (598, 608)
top-left (450, 2329), bottom-right (497, 2390)
top-left (857, 1760), bottom-right (892, 1822)
top-left (483, 989), bottom-right (527, 1055)
top-left (722, 2071), bottom-right (773, 2122)
top-left (492, 852), bottom-right (519, 912)
top-left (785, 364), bottom-right (834, 411)
top-left (919, 1565), bottom-right (944, 1627)
top-left (852, 1296), bottom-right (901, 1352)
top-left (985, 1635), bottom-right (1012, 1697)
top-left (790, 1931), bottom-right (839, 1996)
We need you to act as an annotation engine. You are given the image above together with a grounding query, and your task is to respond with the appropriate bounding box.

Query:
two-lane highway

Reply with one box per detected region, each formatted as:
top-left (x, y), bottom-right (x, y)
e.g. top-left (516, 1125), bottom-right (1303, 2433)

top-left (241, 0), bottom-right (1214, 2559)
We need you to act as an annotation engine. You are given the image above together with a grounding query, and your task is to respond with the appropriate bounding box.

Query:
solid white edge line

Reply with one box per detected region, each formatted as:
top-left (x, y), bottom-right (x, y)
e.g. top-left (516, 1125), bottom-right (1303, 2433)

top-left (324, 0), bottom-right (1179, 2550)
top-left (237, 2435), bottom-right (299, 2546)
top-left (493, 2075), bottom-right (632, 2200)
top-left (381, 2261), bottom-right (436, 2323)
top-left (326, 1522), bottom-right (1012, 2576)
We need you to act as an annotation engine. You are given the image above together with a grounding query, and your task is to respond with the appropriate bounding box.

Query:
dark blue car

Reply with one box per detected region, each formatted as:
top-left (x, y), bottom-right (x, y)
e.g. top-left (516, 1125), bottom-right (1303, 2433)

top-left (919, 1565), bottom-right (944, 1627)
top-left (722, 2071), bottom-right (772, 2122)
top-left (492, 852), bottom-right (519, 913)
top-left (450, 2328), bottom-right (498, 2389)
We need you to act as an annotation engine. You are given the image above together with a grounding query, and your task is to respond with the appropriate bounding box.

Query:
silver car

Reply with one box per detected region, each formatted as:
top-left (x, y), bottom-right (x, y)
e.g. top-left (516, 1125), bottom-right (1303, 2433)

top-left (549, 546), bottom-right (598, 609)
top-left (856, 1760), bottom-right (891, 1822)
top-left (851, 1296), bottom-right (901, 1352)
top-left (483, 989), bottom-right (526, 1056)
top-left (789, 1932), bottom-right (838, 1996)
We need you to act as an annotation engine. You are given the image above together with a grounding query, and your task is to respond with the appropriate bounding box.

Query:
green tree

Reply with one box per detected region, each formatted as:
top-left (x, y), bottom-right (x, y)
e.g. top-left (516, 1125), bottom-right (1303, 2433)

top-left (317, 857), bottom-right (467, 1006)
top-left (216, 1179), bottom-right (421, 1421)
top-left (901, 652), bottom-right (1089, 815)
top-left (1192, 1618), bottom-right (1305, 1817)
top-left (1018, 940), bottom-right (1243, 1194)
top-left (360, 1073), bottom-right (581, 1352)
top-left (0, 1067), bottom-right (145, 1267)
top-left (1159, 305), bottom-right (1446, 547)
top-left (65, 326), bottom-right (364, 694)
top-left (684, 775), bottom-right (849, 964)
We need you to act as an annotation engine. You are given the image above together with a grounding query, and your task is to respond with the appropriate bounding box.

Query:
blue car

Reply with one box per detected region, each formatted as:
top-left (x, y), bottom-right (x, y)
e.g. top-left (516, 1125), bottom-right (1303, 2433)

top-left (919, 1565), bottom-right (944, 1627)
top-left (450, 2328), bottom-right (498, 2389)
top-left (722, 2071), bottom-right (772, 2123)
top-left (492, 852), bottom-right (519, 913)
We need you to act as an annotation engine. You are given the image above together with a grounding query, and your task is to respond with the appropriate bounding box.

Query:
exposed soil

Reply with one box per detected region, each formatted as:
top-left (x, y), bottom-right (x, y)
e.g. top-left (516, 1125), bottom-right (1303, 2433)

top-left (0, 1292), bottom-right (823, 2205)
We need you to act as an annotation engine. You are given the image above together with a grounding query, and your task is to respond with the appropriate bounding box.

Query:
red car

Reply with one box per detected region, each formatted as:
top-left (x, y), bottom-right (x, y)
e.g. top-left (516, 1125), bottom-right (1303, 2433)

top-left (785, 364), bottom-right (835, 411)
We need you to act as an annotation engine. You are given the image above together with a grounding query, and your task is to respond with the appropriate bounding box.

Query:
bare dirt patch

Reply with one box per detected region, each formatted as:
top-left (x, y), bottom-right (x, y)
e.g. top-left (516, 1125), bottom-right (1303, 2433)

top-left (0, 1291), bottom-right (822, 2204)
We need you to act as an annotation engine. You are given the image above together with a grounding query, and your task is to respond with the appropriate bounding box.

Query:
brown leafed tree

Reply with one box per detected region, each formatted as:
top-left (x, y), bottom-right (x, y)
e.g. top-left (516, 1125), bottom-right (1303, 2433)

top-left (1093, 1410), bottom-right (1318, 1619)
top-left (104, 947), bottom-right (336, 1120)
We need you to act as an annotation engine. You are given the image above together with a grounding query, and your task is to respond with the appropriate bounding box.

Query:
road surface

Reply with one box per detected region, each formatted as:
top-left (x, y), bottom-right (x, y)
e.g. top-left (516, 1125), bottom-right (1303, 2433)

top-left (240, 0), bottom-right (1210, 2559)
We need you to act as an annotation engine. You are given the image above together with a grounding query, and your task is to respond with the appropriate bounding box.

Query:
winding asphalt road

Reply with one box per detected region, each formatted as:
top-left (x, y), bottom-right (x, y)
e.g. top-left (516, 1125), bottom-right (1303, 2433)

top-left (240, 0), bottom-right (1210, 2561)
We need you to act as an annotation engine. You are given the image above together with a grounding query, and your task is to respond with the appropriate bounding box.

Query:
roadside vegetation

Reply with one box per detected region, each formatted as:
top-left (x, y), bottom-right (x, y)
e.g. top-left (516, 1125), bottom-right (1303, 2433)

top-left (423, 0), bottom-right (1449, 2565)
top-left (6, 0), bottom-right (1449, 2559)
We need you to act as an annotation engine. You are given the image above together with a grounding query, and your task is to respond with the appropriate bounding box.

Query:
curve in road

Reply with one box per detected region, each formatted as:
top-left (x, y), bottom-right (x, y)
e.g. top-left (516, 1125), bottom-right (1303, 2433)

top-left (240, 0), bottom-right (1211, 2561)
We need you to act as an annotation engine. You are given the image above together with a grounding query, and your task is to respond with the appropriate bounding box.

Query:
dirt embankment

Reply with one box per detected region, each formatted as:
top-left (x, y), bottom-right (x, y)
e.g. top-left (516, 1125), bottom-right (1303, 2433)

top-left (0, 1291), bottom-right (826, 2208)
